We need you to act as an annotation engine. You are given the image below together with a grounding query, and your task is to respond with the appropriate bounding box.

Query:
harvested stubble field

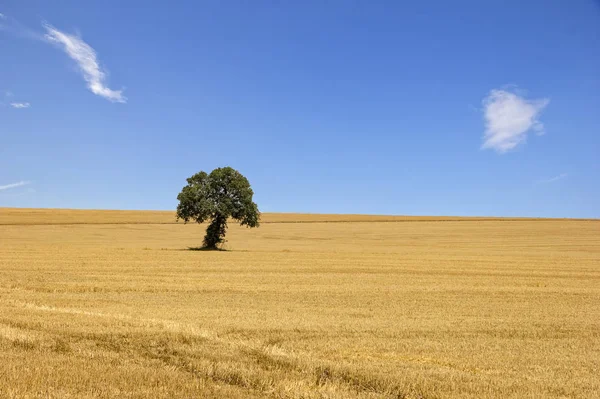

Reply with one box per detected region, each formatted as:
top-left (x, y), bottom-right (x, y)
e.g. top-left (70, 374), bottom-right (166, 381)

top-left (0, 208), bottom-right (599, 398)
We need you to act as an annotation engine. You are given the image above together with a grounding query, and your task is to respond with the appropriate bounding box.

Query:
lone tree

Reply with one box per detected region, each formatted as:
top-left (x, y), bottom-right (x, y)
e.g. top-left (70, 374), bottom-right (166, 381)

top-left (176, 167), bottom-right (260, 249)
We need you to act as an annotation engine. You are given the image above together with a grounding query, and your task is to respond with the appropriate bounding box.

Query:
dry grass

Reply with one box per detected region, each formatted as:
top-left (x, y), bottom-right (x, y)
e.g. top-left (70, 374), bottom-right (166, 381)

top-left (0, 208), bottom-right (598, 398)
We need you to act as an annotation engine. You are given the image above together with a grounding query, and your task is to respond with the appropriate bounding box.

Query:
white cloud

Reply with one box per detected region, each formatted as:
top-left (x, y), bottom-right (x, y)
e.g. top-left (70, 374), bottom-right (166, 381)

top-left (43, 24), bottom-right (126, 103)
top-left (10, 102), bottom-right (30, 109)
top-left (537, 173), bottom-right (568, 184)
top-left (0, 13), bottom-right (6, 20)
top-left (0, 181), bottom-right (30, 191)
top-left (482, 88), bottom-right (549, 153)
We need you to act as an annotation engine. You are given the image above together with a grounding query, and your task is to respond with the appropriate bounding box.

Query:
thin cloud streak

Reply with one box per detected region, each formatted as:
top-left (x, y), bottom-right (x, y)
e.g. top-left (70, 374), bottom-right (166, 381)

top-left (43, 24), bottom-right (126, 103)
top-left (0, 181), bottom-right (30, 191)
top-left (482, 88), bottom-right (549, 153)
top-left (537, 173), bottom-right (568, 184)
top-left (10, 102), bottom-right (30, 109)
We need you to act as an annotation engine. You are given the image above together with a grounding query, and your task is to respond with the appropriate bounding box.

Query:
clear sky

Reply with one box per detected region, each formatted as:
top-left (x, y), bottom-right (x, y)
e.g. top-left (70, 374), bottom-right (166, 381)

top-left (1, 0), bottom-right (599, 217)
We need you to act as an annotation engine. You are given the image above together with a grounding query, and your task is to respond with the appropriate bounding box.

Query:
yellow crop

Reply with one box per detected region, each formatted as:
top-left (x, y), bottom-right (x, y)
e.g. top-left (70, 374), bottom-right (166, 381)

top-left (1, 208), bottom-right (598, 398)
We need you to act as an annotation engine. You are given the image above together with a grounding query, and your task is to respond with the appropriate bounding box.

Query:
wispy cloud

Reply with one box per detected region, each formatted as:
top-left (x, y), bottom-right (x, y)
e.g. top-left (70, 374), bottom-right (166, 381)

top-left (0, 91), bottom-right (30, 108)
top-left (2, 15), bottom-right (124, 102)
top-left (43, 24), bottom-right (126, 103)
top-left (482, 88), bottom-right (549, 153)
top-left (10, 102), bottom-right (30, 109)
top-left (0, 181), bottom-right (30, 191)
top-left (0, 13), bottom-right (43, 40)
top-left (536, 173), bottom-right (568, 184)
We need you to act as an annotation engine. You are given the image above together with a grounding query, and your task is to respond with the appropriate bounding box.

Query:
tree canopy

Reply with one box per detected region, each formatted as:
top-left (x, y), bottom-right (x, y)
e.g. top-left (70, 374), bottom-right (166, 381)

top-left (176, 167), bottom-right (260, 249)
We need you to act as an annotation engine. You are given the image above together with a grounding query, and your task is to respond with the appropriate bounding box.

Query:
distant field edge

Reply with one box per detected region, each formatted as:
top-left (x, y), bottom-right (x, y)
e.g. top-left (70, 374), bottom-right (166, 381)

top-left (0, 207), bottom-right (597, 226)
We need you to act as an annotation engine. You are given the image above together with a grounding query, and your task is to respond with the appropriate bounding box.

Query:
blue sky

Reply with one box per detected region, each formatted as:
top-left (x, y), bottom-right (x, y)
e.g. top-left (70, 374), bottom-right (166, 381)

top-left (1, 0), bottom-right (599, 217)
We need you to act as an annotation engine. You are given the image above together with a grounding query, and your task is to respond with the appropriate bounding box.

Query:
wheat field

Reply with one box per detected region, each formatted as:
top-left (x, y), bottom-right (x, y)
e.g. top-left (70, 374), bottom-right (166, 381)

top-left (0, 208), bottom-right (598, 398)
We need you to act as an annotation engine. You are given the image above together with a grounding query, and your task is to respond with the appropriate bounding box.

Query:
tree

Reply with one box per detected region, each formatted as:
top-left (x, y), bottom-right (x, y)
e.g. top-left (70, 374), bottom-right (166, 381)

top-left (176, 167), bottom-right (260, 249)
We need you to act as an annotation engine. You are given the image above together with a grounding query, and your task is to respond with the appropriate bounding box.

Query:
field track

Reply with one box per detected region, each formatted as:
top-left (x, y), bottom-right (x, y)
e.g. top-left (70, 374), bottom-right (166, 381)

top-left (1, 207), bottom-right (595, 225)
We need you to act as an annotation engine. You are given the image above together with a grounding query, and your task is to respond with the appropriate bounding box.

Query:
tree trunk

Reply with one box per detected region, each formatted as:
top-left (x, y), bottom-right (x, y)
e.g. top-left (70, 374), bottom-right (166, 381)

top-left (203, 214), bottom-right (227, 249)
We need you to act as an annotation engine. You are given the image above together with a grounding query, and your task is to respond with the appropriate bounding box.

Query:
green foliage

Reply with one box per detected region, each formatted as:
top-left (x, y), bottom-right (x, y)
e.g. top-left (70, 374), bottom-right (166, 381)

top-left (176, 167), bottom-right (260, 249)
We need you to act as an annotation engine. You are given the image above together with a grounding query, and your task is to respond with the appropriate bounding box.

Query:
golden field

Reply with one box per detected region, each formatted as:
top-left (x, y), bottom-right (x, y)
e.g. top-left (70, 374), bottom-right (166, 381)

top-left (0, 208), bottom-right (598, 398)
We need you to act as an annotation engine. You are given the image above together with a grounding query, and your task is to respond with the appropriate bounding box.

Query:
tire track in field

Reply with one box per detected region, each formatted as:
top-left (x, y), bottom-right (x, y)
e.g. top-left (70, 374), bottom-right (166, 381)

top-left (7, 300), bottom-right (427, 398)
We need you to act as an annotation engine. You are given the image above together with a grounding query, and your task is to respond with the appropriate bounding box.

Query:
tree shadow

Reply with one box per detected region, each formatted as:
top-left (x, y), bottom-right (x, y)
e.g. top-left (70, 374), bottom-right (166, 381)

top-left (186, 246), bottom-right (228, 252)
